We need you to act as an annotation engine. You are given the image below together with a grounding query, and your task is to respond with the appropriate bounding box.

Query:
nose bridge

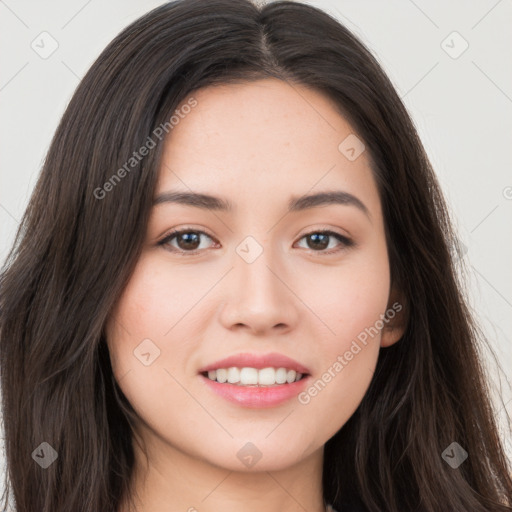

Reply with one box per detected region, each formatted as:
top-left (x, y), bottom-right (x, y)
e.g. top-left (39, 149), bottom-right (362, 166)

top-left (219, 233), bottom-right (298, 333)
top-left (236, 235), bottom-right (281, 299)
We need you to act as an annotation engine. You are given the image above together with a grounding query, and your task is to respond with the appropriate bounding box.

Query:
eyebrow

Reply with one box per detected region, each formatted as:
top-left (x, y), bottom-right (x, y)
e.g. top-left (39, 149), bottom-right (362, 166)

top-left (153, 190), bottom-right (370, 219)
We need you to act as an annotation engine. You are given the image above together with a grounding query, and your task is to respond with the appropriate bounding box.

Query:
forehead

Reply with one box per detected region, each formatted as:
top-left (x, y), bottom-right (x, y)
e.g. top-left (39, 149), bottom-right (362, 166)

top-left (157, 78), bottom-right (380, 217)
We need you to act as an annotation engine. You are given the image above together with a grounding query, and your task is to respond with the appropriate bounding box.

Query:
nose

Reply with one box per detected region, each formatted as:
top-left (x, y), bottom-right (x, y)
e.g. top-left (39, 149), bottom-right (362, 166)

top-left (218, 243), bottom-right (299, 336)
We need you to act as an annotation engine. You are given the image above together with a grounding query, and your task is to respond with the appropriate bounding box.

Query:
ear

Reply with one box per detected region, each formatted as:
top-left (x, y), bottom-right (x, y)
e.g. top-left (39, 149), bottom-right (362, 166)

top-left (380, 286), bottom-right (408, 348)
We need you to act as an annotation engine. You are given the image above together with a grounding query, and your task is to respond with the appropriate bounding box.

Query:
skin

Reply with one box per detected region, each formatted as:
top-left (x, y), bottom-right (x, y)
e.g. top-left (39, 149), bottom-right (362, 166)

top-left (106, 78), bottom-right (405, 512)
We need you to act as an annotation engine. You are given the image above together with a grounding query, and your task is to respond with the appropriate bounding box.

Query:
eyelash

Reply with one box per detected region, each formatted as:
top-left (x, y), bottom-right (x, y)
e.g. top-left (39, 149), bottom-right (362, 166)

top-left (157, 227), bottom-right (354, 256)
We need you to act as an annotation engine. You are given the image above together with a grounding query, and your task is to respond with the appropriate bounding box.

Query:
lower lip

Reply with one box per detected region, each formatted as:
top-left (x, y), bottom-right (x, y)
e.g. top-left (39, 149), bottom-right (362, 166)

top-left (200, 374), bottom-right (310, 408)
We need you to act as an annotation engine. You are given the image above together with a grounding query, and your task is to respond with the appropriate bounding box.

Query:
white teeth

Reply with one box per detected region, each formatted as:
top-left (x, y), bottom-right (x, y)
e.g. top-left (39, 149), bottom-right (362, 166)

top-left (286, 370), bottom-right (297, 383)
top-left (204, 366), bottom-right (306, 386)
top-left (275, 367), bottom-right (287, 384)
top-left (216, 368), bottom-right (227, 383)
top-left (258, 367), bottom-right (276, 386)
top-left (240, 367), bottom-right (258, 385)
top-left (227, 367), bottom-right (240, 383)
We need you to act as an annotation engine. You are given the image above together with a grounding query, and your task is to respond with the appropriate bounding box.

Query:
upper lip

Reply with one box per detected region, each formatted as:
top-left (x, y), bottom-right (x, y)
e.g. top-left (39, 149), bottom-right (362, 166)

top-left (199, 352), bottom-right (311, 375)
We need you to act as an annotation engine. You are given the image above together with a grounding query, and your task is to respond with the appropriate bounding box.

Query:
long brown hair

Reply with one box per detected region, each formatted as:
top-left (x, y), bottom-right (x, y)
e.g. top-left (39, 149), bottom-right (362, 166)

top-left (1, 0), bottom-right (511, 510)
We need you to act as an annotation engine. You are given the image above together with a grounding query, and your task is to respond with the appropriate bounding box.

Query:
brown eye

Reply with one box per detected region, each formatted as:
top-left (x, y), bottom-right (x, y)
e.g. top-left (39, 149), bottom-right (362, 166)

top-left (305, 232), bottom-right (330, 250)
top-left (295, 230), bottom-right (353, 254)
top-left (157, 228), bottom-right (353, 256)
top-left (158, 229), bottom-right (216, 254)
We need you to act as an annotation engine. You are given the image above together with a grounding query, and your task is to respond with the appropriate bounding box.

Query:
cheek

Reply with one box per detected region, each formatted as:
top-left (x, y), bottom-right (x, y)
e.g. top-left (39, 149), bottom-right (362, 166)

top-left (105, 257), bottom-right (179, 389)
top-left (294, 244), bottom-right (390, 426)
top-left (297, 240), bottom-right (391, 354)
top-left (297, 286), bottom-right (387, 441)
top-left (113, 257), bottom-right (196, 336)
top-left (106, 254), bottom-right (210, 368)
top-left (105, 257), bottom-right (202, 436)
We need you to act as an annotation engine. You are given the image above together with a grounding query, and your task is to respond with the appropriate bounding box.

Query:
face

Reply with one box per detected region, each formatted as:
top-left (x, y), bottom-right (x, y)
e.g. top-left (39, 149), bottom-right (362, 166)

top-left (106, 78), bottom-right (403, 473)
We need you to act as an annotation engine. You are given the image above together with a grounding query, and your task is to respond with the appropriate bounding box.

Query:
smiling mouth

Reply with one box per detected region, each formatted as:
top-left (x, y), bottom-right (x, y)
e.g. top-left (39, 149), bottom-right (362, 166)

top-left (200, 367), bottom-right (310, 387)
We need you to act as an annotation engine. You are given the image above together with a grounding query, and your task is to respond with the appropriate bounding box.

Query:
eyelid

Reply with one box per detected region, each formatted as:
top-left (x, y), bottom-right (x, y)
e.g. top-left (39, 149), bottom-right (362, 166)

top-left (295, 224), bottom-right (353, 242)
top-left (158, 225), bottom-right (217, 241)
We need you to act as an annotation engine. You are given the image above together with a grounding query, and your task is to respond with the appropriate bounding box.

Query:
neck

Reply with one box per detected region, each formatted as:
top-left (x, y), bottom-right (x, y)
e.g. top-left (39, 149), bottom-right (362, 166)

top-left (118, 424), bottom-right (327, 512)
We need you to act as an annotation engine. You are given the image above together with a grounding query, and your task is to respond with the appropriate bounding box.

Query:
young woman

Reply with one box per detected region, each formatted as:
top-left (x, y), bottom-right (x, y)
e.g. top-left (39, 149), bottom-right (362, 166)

top-left (1, 0), bottom-right (511, 511)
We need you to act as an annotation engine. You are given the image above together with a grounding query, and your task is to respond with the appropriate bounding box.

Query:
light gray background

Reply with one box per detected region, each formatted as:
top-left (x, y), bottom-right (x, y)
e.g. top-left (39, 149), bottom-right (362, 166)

top-left (1, 0), bottom-right (511, 504)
